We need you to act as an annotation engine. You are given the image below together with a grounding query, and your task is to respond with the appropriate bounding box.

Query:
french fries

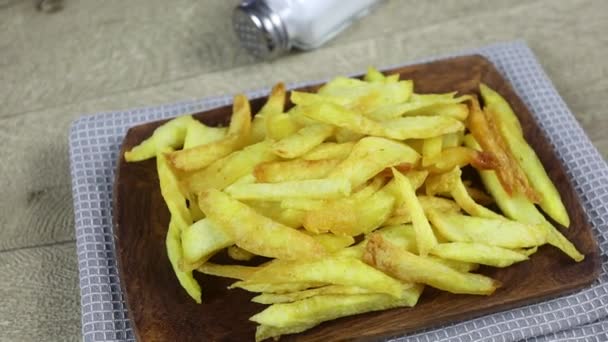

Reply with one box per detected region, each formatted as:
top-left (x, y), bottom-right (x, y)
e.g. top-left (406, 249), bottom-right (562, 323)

top-left (123, 69), bottom-right (584, 341)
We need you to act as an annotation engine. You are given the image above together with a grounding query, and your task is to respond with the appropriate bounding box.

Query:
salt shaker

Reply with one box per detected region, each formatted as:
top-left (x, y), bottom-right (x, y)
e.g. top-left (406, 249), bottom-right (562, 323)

top-left (233, 0), bottom-right (384, 60)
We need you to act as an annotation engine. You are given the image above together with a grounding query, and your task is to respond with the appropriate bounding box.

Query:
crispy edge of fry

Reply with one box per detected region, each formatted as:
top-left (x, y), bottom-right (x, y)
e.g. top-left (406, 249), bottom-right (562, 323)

top-left (391, 168), bottom-right (437, 256)
top-left (198, 189), bottom-right (326, 260)
top-left (167, 94), bottom-right (252, 171)
top-left (196, 263), bottom-right (261, 280)
top-left (364, 234), bottom-right (500, 295)
top-left (253, 158), bottom-right (341, 183)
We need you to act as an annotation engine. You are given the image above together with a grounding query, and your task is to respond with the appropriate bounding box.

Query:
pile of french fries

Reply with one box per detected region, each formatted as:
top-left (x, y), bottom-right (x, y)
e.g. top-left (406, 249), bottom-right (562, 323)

top-left (124, 67), bottom-right (583, 341)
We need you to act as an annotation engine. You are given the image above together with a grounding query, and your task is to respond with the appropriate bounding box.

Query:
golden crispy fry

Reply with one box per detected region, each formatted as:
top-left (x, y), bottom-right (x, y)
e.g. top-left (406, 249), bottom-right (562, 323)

top-left (448, 168), bottom-right (503, 219)
top-left (442, 131), bottom-right (464, 148)
top-left (427, 211), bottom-right (546, 248)
top-left (252, 284), bottom-right (372, 304)
top-left (247, 114), bottom-right (266, 145)
top-left (391, 168), bottom-right (437, 256)
top-left (431, 242), bottom-right (528, 268)
top-left (261, 83), bottom-right (300, 141)
top-left (227, 245), bottom-right (256, 261)
top-left (181, 218), bottom-right (232, 268)
top-left (328, 136), bottom-right (419, 189)
top-left (244, 200), bottom-right (306, 228)
top-left (225, 179), bottom-right (351, 201)
top-left (467, 97), bottom-right (537, 201)
top-left (157, 149), bottom-right (191, 229)
top-left (125, 115), bottom-right (194, 162)
top-left (465, 135), bottom-right (583, 261)
top-left (267, 113), bottom-right (300, 140)
top-left (183, 119), bottom-right (227, 149)
top-left (301, 101), bottom-right (462, 140)
top-left (481, 84), bottom-right (569, 227)
top-left (198, 189), bottom-right (325, 260)
top-left (365, 93), bottom-right (471, 121)
top-left (234, 282), bottom-right (327, 294)
top-left (407, 103), bottom-right (470, 121)
top-left (375, 162), bottom-right (416, 178)
top-left (364, 234), bottom-right (499, 295)
top-left (379, 116), bottom-right (465, 140)
top-left (425, 167), bottom-right (461, 196)
top-left (197, 263), bottom-right (261, 280)
top-left (253, 158), bottom-right (341, 183)
top-left (424, 146), bottom-right (499, 173)
top-left (479, 84), bottom-right (523, 134)
top-left (299, 102), bottom-right (386, 136)
top-left (364, 225), bottom-right (477, 272)
top-left (166, 218), bottom-right (201, 303)
top-left (387, 195), bottom-right (461, 226)
top-left (422, 136), bottom-right (442, 167)
top-left (280, 198), bottom-right (324, 211)
top-left (251, 285), bottom-right (423, 341)
top-left (364, 66), bottom-right (386, 83)
top-left (302, 187), bottom-right (394, 236)
top-left (318, 77), bottom-right (414, 114)
top-left (301, 142), bottom-right (355, 160)
top-left (168, 95), bottom-right (252, 171)
top-left (385, 74), bottom-right (400, 83)
top-left (334, 127), bottom-right (366, 143)
top-left (238, 256), bottom-right (404, 298)
top-left (182, 140), bottom-right (277, 194)
top-left (271, 124), bottom-right (335, 158)
top-left (309, 233), bottom-right (355, 252)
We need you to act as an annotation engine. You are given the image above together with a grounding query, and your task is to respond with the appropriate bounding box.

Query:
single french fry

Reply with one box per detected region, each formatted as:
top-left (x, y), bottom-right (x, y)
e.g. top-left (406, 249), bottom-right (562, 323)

top-left (301, 142), bottom-right (355, 160)
top-left (125, 115), bottom-right (194, 162)
top-left (168, 95), bottom-right (252, 171)
top-left (431, 242), bottom-right (528, 268)
top-left (303, 187), bottom-right (394, 236)
top-left (251, 285), bottom-right (423, 341)
top-left (448, 168), bottom-right (503, 219)
top-left (166, 218), bottom-right (201, 303)
top-left (182, 140), bottom-right (278, 194)
top-left (272, 124), bottom-right (335, 158)
top-left (198, 189), bottom-right (325, 260)
top-left (181, 218), bottom-right (232, 268)
top-left (251, 284), bottom-right (373, 304)
top-left (183, 119), bottom-right (227, 149)
top-left (253, 158), bottom-right (341, 183)
top-left (465, 135), bottom-right (583, 261)
top-left (365, 93), bottom-right (471, 121)
top-left (427, 211), bottom-right (546, 249)
top-left (225, 178), bottom-right (351, 201)
top-left (228, 245), bottom-right (256, 261)
top-left (422, 136), bottom-right (443, 167)
top-left (197, 263), bottom-right (261, 280)
top-left (364, 234), bottom-right (499, 295)
top-left (238, 256), bottom-right (404, 298)
top-left (328, 136), bottom-right (419, 189)
top-left (391, 168), bottom-right (437, 256)
top-left (481, 84), bottom-right (569, 227)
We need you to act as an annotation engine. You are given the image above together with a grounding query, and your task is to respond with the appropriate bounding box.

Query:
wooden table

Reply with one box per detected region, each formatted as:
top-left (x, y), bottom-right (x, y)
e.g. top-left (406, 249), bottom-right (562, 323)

top-left (0, 0), bottom-right (606, 340)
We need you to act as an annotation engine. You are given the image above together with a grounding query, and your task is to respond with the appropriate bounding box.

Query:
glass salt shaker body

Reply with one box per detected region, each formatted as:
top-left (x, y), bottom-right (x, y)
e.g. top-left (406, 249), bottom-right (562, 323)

top-left (233, 0), bottom-right (384, 59)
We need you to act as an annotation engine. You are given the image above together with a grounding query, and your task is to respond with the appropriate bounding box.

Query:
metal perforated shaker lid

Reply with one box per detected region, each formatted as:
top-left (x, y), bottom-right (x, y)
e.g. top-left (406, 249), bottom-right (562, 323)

top-left (233, 1), bottom-right (289, 60)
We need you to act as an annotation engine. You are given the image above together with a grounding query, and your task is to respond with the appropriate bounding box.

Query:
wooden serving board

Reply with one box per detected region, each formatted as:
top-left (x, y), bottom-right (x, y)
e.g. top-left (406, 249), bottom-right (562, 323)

top-left (113, 55), bottom-right (600, 342)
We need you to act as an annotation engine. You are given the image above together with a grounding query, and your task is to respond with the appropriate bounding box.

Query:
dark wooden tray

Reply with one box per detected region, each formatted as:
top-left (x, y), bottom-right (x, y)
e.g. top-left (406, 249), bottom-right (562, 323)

top-left (113, 55), bottom-right (600, 342)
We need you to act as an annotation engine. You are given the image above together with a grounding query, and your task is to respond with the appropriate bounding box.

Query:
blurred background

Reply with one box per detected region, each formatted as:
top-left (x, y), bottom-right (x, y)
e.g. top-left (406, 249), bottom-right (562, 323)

top-left (0, 1), bottom-right (607, 341)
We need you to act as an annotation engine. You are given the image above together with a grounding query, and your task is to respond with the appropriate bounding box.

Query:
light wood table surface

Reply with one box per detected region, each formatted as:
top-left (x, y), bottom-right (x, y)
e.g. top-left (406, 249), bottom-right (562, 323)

top-left (1, 0), bottom-right (607, 340)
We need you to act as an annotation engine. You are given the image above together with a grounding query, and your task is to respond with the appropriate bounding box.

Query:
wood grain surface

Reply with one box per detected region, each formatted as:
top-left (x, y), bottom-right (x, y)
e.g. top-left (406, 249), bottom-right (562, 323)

top-left (114, 55), bottom-right (600, 342)
top-left (1, 0), bottom-right (608, 340)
